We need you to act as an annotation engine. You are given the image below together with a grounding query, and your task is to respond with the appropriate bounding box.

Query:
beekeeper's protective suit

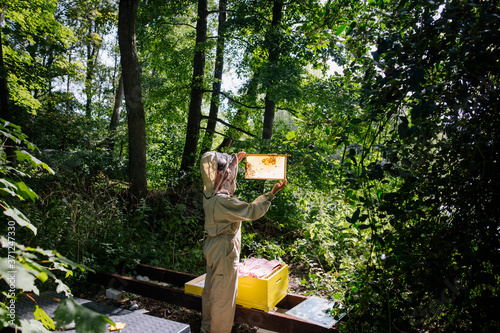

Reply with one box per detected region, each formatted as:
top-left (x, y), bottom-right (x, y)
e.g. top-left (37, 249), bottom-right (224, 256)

top-left (200, 151), bottom-right (276, 333)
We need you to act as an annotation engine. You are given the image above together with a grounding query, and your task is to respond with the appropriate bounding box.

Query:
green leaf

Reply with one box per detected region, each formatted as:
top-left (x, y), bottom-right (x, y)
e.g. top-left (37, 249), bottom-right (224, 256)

top-left (346, 21), bottom-right (357, 35)
top-left (347, 154), bottom-right (357, 166)
top-left (34, 306), bottom-right (55, 330)
top-left (54, 298), bottom-right (114, 333)
top-left (15, 150), bottom-right (54, 174)
top-left (20, 319), bottom-right (51, 333)
top-left (16, 181), bottom-right (39, 202)
top-left (352, 208), bottom-right (360, 223)
top-left (336, 23), bottom-right (348, 35)
top-left (0, 129), bottom-right (21, 144)
top-left (4, 208), bottom-right (37, 235)
top-left (37, 271), bottom-right (49, 283)
top-left (54, 279), bottom-right (72, 297)
top-left (398, 122), bottom-right (409, 140)
top-left (0, 178), bottom-right (20, 198)
top-left (0, 259), bottom-right (39, 294)
top-left (347, 208), bottom-right (360, 224)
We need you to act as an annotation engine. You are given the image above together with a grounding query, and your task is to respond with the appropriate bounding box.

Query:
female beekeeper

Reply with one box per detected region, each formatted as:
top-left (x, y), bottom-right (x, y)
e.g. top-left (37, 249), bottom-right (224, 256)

top-left (200, 151), bottom-right (287, 333)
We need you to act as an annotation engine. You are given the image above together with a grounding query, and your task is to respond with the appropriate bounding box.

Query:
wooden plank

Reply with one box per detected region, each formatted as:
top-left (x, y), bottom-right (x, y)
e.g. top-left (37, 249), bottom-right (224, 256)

top-left (235, 307), bottom-right (338, 333)
top-left (88, 271), bottom-right (339, 333)
top-left (275, 292), bottom-right (308, 309)
top-left (136, 264), bottom-right (197, 287)
top-left (88, 271), bottom-right (202, 311)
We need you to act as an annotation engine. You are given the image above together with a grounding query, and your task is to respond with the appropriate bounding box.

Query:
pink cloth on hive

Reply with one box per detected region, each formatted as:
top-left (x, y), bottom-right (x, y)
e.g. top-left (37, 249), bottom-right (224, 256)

top-left (238, 257), bottom-right (281, 278)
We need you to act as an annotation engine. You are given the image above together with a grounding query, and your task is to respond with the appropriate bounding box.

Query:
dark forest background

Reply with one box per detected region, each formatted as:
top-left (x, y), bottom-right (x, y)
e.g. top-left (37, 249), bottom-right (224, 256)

top-left (1, 0), bottom-right (499, 331)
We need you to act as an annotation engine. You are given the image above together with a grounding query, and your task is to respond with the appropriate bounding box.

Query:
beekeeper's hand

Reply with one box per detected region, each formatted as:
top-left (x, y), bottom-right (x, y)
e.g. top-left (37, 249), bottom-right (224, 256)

top-left (237, 152), bottom-right (246, 163)
top-left (271, 179), bottom-right (287, 195)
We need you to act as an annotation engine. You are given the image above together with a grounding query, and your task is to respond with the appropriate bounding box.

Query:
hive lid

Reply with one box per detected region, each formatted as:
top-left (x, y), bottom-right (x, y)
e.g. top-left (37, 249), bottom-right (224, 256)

top-left (285, 296), bottom-right (346, 328)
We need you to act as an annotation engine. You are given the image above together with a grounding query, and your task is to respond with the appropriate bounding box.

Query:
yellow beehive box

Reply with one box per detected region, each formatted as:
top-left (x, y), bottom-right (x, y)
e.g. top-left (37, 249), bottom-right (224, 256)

top-left (185, 264), bottom-right (288, 312)
top-left (184, 274), bottom-right (206, 296)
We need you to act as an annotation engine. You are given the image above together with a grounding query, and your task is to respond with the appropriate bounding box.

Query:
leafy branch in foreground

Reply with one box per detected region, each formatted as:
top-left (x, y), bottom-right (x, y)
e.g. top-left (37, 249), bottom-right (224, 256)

top-left (0, 120), bottom-right (113, 332)
top-left (336, 0), bottom-right (500, 331)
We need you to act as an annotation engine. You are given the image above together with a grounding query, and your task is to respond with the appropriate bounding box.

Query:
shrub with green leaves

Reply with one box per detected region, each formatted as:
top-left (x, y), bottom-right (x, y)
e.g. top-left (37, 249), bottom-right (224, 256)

top-left (0, 121), bottom-right (113, 332)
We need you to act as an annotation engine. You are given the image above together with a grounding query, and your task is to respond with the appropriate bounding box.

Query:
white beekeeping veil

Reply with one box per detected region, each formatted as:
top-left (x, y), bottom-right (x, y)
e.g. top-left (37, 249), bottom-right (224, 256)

top-left (201, 151), bottom-right (238, 198)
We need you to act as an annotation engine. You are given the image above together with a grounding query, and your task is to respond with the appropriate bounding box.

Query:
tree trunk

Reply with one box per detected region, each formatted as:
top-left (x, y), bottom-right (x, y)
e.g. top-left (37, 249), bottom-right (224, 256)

top-left (66, 50), bottom-right (72, 113)
top-left (85, 21), bottom-right (97, 118)
top-left (201, 0), bottom-right (227, 153)
top-left (179, 0), bottom-right (208, 172)
top-left (262, 0), bottom-right (283, 140)
top-left (108, 73), bottom-right (124, 152)
top-left (118, 0), bottom-right (147, 201)
top-left (262, 94), bottom-right (275, 140)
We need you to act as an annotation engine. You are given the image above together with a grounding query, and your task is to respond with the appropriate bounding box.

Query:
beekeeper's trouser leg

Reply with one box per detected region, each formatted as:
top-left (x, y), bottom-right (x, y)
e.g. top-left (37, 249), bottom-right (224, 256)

top-left (201, 233), bottom-right (241, 333)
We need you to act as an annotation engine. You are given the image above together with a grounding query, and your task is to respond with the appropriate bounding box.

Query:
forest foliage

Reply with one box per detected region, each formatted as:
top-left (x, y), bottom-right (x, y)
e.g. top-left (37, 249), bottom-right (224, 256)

top-left (1, 0), bottom-right (499, 332)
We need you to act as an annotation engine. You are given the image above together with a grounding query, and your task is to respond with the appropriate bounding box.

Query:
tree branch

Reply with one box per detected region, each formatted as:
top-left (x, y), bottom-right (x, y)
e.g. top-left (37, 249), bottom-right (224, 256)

top-left (201, 115), bottom-right (256, 137)
top-left (200, 127), bottom-right (229, 138)
top-left (276, 106), bottom-right (300, 117)
top-left (205, 89), bottom-right (301, 118)
top-left (207, 10), bottom-right (221, 15)
top-left (226, 35), bottom-right (254, 47)
top-left (205, 90), bottom-right (264, 110)
top-left (159, 21), bottom-right (196, 30)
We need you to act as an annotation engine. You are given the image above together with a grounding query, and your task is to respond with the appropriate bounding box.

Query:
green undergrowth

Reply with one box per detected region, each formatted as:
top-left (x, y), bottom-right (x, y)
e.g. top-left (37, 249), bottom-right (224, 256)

top-left (19, 168), bottom-right (368, 304)
top-left (21, 176), bottom-right (205, 293)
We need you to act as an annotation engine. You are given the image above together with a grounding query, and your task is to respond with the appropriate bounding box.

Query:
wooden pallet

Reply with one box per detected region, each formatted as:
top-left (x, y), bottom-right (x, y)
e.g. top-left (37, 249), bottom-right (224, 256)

top-left (88, 264), bottom-right (341, 333)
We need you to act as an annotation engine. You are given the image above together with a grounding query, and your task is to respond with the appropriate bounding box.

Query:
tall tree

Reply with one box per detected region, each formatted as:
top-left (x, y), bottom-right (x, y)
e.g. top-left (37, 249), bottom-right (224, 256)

top-left (0, 0), bottom-right (79, 151)
top-left (226, 0), bottom-right (332, 143)
top-left (179, 0), bottom-right (208, 172)
top-left (134, 0), bottom-right (196, 185)
top-left (108, 72), bottom-right (124, 152)
top-left (118, 0), bottom-right (147, 200)
top-left (201, 0), bottom-right (227, 153)
top-left (262, 0), bottom-right (283, 140)
top-left (66, 0), bottom-right (116, 118)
